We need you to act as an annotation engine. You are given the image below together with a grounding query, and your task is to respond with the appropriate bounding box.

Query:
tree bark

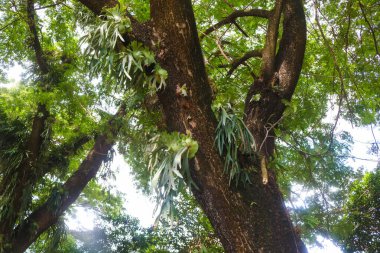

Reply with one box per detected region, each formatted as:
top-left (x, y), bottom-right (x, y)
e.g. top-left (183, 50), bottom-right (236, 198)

top-left (149, 0), bottom-right (307, 252)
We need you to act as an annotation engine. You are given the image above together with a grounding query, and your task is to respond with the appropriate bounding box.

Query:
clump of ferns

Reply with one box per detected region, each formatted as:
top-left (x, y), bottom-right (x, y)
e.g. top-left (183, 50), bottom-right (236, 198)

top-left (214, 103), bottom-right (256, 185)
top-left (147, 132), bottom-right (198, 224)
top-left (80, 5), bottom-right (168, 94)
top-left (0, 112), bottom-right (29, 221)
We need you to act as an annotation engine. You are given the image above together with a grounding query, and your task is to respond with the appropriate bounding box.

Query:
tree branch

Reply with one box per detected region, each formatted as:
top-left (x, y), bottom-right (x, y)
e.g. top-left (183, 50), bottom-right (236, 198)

top-left (358, 1), bottom-right (379, 56)
top-left (26, 0), bottom-right (49, 74)
top-left (274, 0), bottom-right (307, 97)
top-left (244, 0), bottom-right (307, 160)
top-left (220, 49), bottom-right (262, 76)
top-left (8, 106), bottom-right (126, 253)
top-left (0, 18), bottom-right (19, 32)
top-left (200, 8), bottom-right (271, 39)
top-left (38, 134), bottom-right (94, 178)
top-left (261, 0), bottom-right (283, 81)
top-left (232, 20), bottom-right (249, 37)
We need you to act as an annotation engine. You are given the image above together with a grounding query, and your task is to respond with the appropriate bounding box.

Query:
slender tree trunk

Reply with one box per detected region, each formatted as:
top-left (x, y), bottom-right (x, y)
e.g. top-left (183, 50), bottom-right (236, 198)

top-left (5, 106), bottom-right (125, 253)
top-left (149, 0), bottom-right (307, 252)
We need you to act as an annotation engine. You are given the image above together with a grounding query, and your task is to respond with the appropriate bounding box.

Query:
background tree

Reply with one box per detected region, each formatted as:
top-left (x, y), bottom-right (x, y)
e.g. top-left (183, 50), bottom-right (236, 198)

top-left (0, 0), bottom-right (378, 252)
top-left (332, 167), bottom-right (380, 253)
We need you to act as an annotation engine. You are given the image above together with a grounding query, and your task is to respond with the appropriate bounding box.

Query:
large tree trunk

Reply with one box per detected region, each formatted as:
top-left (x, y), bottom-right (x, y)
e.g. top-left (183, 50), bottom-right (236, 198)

top-left (2, 0), bottom-right (307, 251)
top-left (149, 0), bottom-right (307, 252)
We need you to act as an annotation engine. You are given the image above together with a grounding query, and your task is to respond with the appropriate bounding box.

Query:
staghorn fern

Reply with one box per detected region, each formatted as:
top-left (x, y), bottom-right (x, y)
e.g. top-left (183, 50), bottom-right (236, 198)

top-left (80, 5), bottom-right (168, 92)
top-left (214, 103), bottom-right (256, 185)
top-left (147, 132), bottom-right (198, 223)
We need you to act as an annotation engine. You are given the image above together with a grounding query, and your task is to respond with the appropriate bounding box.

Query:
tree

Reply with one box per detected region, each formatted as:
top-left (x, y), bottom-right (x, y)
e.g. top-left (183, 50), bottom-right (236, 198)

top-left (332, 167), bottom-right (380, 253)
top-left (0, 0), bottom-right (379, 252)
top-left (67, 193), bottom-right (223, 253)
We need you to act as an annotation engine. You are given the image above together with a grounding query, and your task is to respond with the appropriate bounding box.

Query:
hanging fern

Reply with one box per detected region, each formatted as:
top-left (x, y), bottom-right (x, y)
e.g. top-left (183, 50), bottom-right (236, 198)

top-left (0, 110), bottom-right (28, 173)
top-left (147, 132), bottom-right (198, 223)
top-left (214, 104), bottom-right (256, 185)
top-left (80, 5), bottom-right (168, 92)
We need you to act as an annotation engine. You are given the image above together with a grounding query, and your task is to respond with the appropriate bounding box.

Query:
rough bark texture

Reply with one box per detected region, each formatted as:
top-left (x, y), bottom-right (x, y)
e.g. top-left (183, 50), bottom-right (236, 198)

top-left (149, 0), bottom-right (307, 252)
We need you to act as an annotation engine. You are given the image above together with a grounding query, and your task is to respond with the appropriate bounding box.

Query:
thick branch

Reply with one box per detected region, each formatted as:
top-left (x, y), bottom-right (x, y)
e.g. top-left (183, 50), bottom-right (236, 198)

top-left (8, 106), bottom-right (126, 253)
top-left (274, 0), bottom-right (307, 97)
top-left (38, 135), bottom-right (94, 178)
top-left (25, 0), bottom-right (50, 161)
top-left (244, 0), bottom-right (307, 157)
top-left (149, 1), bottom-right (307, 252)
top-left (201, 8), bottom-right (271, 39)
top-left (0, 2), bottom-right (47, 191)
top-left (261, 0), bottom-right (283, 81)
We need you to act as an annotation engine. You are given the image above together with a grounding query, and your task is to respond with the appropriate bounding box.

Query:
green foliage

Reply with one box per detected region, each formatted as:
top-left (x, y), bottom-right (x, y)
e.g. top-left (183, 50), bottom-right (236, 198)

top-left (0, 110), bottom-right (27, 172)
top-left (152, 192), bottom-right (223, 252)
top-left (31, 219), bottom-right (78, 253)
top-left (214, 103), bottom-right (256, 184)
top-left (148, 132), bottom-right (199, 222)
top-left (332, 168), bottom-right (380, 253)
top-left (0, 0), bottom-right (379, 252)
top-left (71, 193), bottom-right (222, 253)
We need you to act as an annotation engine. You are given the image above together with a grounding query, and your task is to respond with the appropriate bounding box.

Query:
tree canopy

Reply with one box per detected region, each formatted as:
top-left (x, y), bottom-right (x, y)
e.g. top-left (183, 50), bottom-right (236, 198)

top-left (0, 0), bottom-right (379, 252)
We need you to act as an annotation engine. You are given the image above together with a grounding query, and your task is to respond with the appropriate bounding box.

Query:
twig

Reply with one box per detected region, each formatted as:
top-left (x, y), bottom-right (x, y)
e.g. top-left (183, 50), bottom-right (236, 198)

top-left (259, 114), bottom-right (285, 153)
top-left (222, 0), bottom-right (235, 9)
top-left (232, 20), bottom-right (249, 37)
top-left (370, 124), bottom-right (379, 151)
top-left (219, 49), bottom-right (262, 76)
top-left (359, 1), bottom-right (379, 56)
top-left (0, 19), bottom-right (19, 32)
top-left (200, 8), bottom-right (271, 39)
top-left (215, 38), bottom-right (231, 63)
top-left (314, 1), bottom-right (355, 124)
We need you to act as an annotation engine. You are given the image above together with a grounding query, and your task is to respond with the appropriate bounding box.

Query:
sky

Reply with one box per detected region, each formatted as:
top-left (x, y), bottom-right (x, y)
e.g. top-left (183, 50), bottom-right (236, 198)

top-left (3, 64), bottom-right (379, 252)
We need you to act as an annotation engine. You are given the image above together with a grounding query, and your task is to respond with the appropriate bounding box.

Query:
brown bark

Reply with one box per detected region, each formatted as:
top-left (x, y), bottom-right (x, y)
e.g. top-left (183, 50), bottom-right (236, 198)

top-left (149, 0), bottom-right (307, 252)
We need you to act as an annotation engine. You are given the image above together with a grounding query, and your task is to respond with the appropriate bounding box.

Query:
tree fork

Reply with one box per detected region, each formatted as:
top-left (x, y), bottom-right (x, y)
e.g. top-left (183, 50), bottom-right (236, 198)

top-left (150, 0), bottom-right (307, 251)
